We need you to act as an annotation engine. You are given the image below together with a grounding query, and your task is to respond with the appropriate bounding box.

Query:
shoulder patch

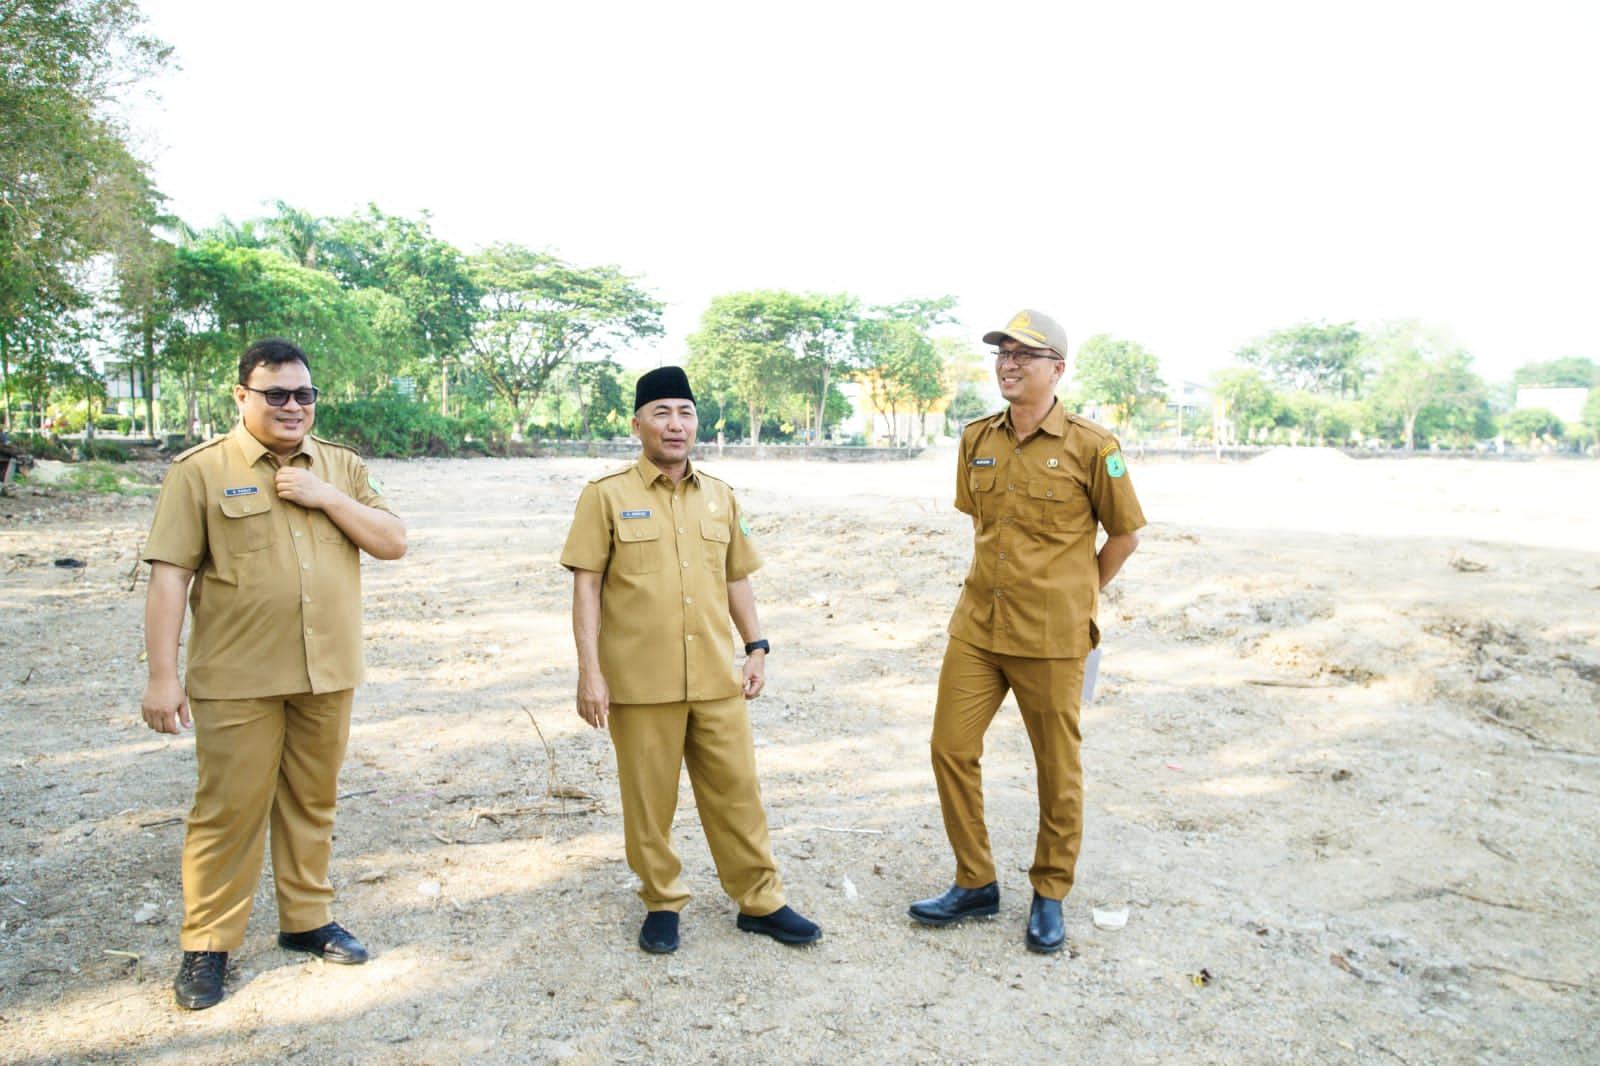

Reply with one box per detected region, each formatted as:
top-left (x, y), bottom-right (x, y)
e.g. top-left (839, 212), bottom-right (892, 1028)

top-left (1105, 450), bottom-right (1127, 478)
top-left (171, 436), bottom-right (228, 463)
top-left (309, 433), bottom-right (362, 457)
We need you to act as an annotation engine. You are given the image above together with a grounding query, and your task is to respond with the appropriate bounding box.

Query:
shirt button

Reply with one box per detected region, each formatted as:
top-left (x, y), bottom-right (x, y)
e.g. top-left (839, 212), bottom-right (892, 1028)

top-left (685, 597), bottom-right (694, 605)
top-left (1013, 448), bottom-right (1021, 454)
top-left (996, 590), bottom-right (1005, 597)
top-left (302, 564), bottom-right (310, 570)
top-left (686, 634), bottom-right (695, 641)
top-left (304, 595), bottom-right (312, 603)
top-left (1007, 483), bottom-right (1015, 491)
top-left (305, 627), bottom-right (314, 635)
top-left (681, 560), bottom-right (690, 568)
top-left (294, 530), bottom-right (303, 537)
top-left (678, 527), bottom-right (686, 534)
top-left (1045, 490), bottom-right (1054, 497)
top-left (999, 552), bottom-right (1007, 560)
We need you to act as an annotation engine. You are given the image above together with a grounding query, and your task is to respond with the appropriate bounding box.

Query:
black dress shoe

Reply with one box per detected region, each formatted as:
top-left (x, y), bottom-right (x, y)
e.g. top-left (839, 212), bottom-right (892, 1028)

top-left (908, 882), bottom-right (1000, 926)
top-left (638, 911), bottom-right (680, 954)
top-left (1025, 892), bottom-right (1065, 954)
top-left (278, 921), bottom-right (369, 964)
top-left (174, 950), bottom-right (228, 1010)
top-left (736, 905), bottom-right (822, 945)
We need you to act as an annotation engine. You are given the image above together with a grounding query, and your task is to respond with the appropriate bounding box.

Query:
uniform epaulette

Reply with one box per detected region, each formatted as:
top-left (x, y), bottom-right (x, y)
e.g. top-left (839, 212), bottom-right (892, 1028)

top-left (693, 466), bottom-right (730, 489)
top-left (1065, 412), bottom-right (1118, 444)
top-left (589, 464), bottom-right (634, 485)
top-left (964, 411), bottom-right (1001, 430)
top-left (170, 436), bottom-right (229, 463)
top-left (309, 434), bottom-right (363, 456)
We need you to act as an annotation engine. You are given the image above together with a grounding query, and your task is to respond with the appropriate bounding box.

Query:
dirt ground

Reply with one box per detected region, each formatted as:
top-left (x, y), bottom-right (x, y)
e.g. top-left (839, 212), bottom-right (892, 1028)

top-left (2, 447), bottom-right (1597, 1065)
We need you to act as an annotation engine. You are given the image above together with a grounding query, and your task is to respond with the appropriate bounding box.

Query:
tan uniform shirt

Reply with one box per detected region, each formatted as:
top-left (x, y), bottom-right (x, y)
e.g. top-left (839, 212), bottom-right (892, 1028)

top-left (143, 423), bottom-right (391, 699)
top-left (948, 402), bottom-right (1147, 659)
top-left (560, 457), bottom-right (761, 705)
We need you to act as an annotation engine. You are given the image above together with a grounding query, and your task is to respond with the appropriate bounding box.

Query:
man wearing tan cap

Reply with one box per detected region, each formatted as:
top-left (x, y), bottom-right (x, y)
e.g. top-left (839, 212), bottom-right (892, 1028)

top-left (909, 309), bottom-right (1145, 953)
top-left (561, 366), bottom-right (820, 955)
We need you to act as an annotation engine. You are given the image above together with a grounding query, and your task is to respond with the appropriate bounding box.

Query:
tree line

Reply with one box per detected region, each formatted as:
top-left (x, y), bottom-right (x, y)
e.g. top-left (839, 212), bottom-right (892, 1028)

top-left (1068, 322), bottom-right (1600, 452)
top-left (5, 2), bottom-right (1594, 461)
top-left (2, 4), bottom-right (967, 455)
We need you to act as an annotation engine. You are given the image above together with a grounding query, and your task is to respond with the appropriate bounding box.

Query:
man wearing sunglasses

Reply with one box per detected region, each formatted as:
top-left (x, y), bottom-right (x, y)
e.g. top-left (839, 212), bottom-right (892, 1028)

top-left (909, 309), bottom-right (1145, 954)
top-left (140, 338), bottom-right (407, 1009)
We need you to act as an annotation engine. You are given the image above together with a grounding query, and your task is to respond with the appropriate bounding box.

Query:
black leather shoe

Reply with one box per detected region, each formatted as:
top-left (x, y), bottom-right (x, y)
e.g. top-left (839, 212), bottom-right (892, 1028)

top-left (908, 882), bottom-right (1000, 926)
top-left (1025, 892), bottom-right (1065, 954)
top-left (736, 905), bottom-right (821, 945)
top-left (638, 911), bottom-right (680, 954)
top-left (278, 921), bottom-right (369, 964)
top-left (174, 950), bottom-right (228, 1010)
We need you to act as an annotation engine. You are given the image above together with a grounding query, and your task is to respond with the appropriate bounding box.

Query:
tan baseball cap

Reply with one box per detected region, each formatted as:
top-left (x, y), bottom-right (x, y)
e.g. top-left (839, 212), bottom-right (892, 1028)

top-left (983, 308), bottom-right (1067, 357)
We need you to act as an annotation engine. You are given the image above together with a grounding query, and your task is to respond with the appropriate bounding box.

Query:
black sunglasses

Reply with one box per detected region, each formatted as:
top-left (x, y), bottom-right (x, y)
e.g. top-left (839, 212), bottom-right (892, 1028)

top-left (242, 385), bottom-right (319, 406)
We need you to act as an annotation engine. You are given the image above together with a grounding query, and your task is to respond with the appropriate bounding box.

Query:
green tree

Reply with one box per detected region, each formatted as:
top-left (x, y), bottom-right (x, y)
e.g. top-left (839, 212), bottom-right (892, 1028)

top-left (853, 297), bottom-right (956, 445)
top-left (1511, 357), bottom-right (1599, 388)
top-left (1583, 389), bottom-right (1600, 436)
top-left (263, 201), bottom-right (322, 268)
top-left (467, 244), bottom-right (662, 438)
top-left (1210, 367), bottom-right (1280, 443)
top-left (1365, 320), bottom-right (1485, 451)
top-left (686, 291), bottom-right (812, 446)
top-left (790, 293), bottom-right (859, 444)
top-left (1074, 334), bottom-right (1167, 433)
top-left (1236, 321), bottom-right (1365, 398)
top-left (321, 206), bottom-right (479, 414)
top-left (0, 0), bottom-right (171, 429)
top-left (1501, 407), bottom-right (1564, 445)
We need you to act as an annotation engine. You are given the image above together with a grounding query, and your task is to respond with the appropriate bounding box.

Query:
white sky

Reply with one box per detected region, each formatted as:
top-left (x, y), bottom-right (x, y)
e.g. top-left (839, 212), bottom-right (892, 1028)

top-left (122, 0), bottom-right (1600, 387)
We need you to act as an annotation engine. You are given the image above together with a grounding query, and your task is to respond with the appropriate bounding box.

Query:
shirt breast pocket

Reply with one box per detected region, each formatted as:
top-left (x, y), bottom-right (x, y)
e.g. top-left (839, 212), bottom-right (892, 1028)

top-left (700, 519), bottom-right (731, 575)
top-left (967, 472), bottom-right (998, 518)
top-left (1028, 472), bottom-right (1092, 531)
top-left (218, 494), bottom-right (274, 554)
top-left (616, 520), bottom-right (662, 574)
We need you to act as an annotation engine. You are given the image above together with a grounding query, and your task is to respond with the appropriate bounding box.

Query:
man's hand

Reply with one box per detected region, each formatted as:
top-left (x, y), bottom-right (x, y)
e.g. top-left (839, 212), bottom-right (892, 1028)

top-left (577, 669), bottom-right (611, 729)
top-left (274, 466), bottom-right (337, 510)
top-left (742, 651), bottom-right (766, 700)
top-left (142, 676), bottom-right (191, 735)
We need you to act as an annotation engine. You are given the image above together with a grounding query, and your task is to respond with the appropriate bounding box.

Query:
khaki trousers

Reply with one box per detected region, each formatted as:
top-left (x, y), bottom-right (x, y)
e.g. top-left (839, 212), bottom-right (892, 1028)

top-left (179, 690), bottom-right (354, 951)
top-left (608, 695), bottom-right (784, 915)
top-left (931, 637), bottom-right (1087, 900)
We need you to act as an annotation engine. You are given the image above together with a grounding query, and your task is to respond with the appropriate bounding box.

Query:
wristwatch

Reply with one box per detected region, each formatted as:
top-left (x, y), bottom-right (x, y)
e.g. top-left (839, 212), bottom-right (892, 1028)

top-left (744, 639), bottom-right (771, 655)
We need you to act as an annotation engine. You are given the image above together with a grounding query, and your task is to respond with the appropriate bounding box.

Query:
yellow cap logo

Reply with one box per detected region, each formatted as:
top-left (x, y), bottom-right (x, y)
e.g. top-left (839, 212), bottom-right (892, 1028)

top-left (1007, 311), bottom-right (1046, 345)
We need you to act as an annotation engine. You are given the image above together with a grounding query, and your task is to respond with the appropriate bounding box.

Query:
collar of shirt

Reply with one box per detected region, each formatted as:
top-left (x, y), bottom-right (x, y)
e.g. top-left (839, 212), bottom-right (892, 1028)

top-left (231, 421), bottom-right (313, 469)
top-left (630, 454), bottom-right (698, 489)
top-left (995, 398), bottom-right (1068, 442)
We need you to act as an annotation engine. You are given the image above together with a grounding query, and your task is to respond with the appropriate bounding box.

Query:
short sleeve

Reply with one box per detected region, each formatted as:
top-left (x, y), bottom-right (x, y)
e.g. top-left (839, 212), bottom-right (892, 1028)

top-left (724, 491), bottom-right (763, 581)
top-left (1086, 436), bottom-right (1148, 536)
top-left (953, 432), bottom-right (976, 517)
top-left (560, 483), bottom-right (614, 573)
top-left (143, 460), bottom-right (208, 570)
top-left (349, 456), bottom-right (392, 512)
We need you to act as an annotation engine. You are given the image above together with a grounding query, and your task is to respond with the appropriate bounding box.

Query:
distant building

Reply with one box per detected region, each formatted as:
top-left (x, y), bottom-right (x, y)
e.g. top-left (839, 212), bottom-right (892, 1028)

top-left (1168, 379), bottom-right (1210, 431)
top-left (1515, 386), bottom-right (1589, 424)
top-left (102, 361), bottom-right (157, 413)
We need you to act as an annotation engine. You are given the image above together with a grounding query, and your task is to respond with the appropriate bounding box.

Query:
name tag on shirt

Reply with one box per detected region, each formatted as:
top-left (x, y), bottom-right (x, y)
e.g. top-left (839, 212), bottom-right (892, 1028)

top-left (223, 486), bottom-right (259, 497)
top-left (621, 509), bottom-right (651, 519)
top-left (971, 458), bottom-right (996, 467)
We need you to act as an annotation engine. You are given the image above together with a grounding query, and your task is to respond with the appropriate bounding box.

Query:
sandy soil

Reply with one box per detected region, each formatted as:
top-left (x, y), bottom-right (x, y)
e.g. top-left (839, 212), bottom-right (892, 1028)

top-left (1, 448), bottom-right (1597, 1065)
